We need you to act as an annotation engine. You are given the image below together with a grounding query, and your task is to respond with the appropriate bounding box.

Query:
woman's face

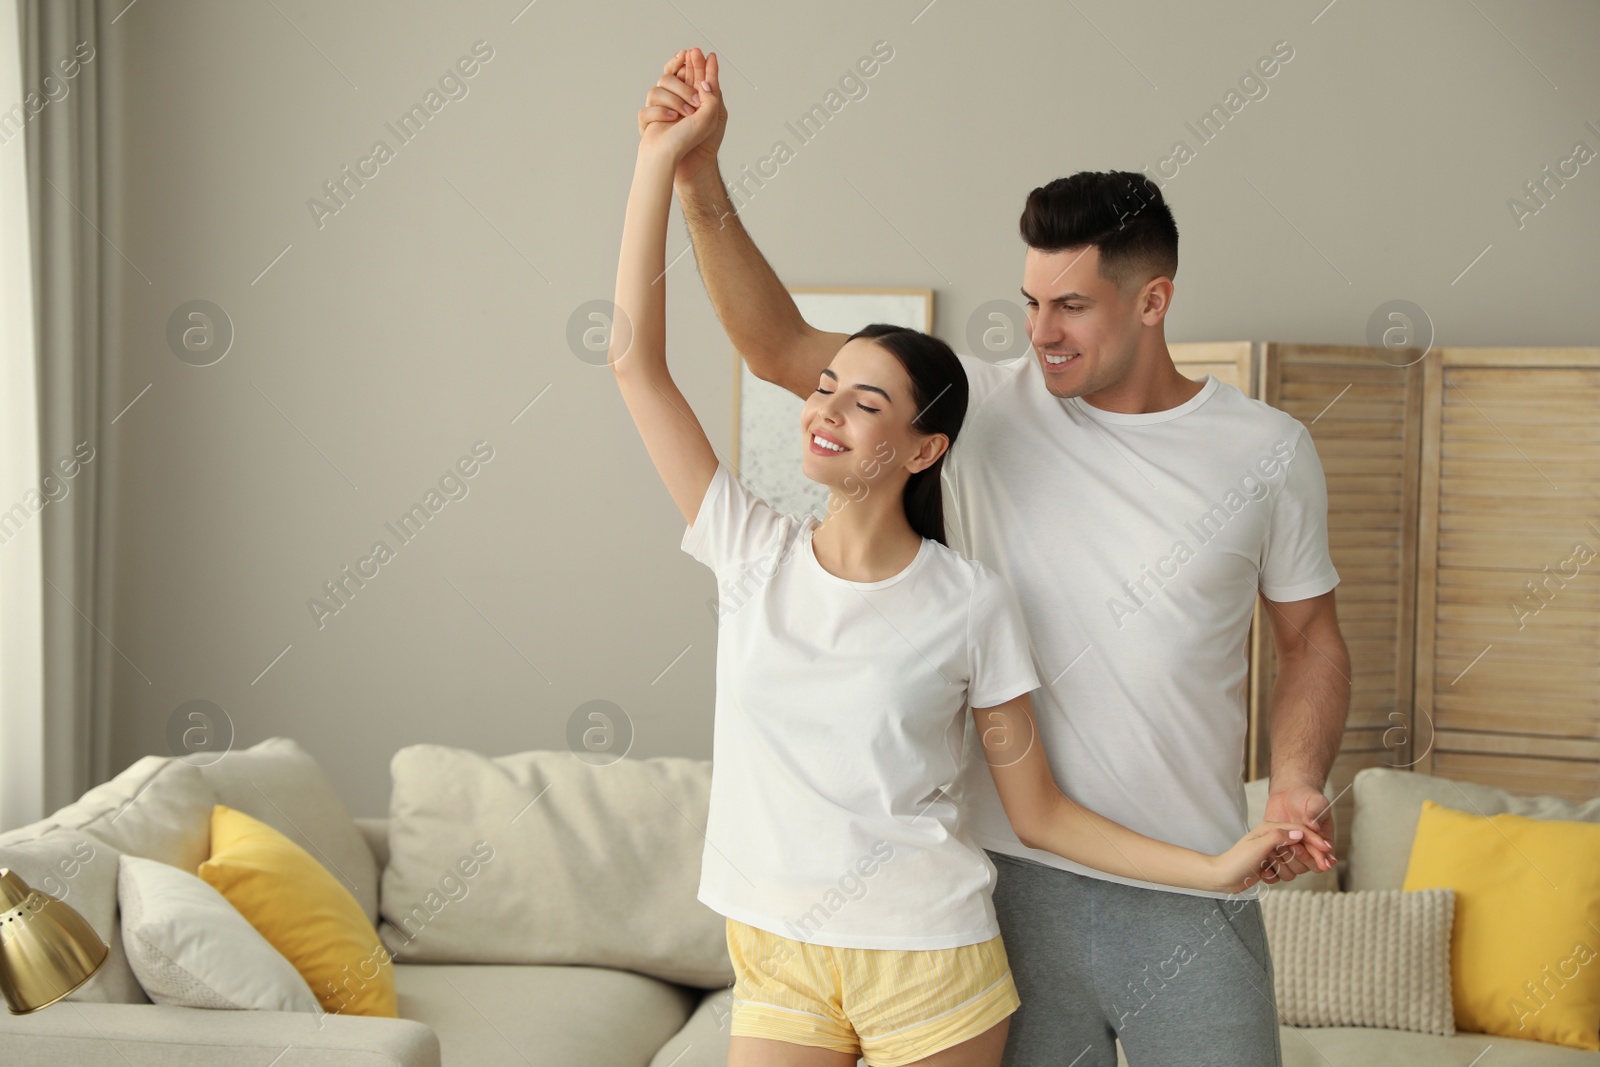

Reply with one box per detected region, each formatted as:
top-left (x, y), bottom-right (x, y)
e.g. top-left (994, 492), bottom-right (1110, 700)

top-left (798, 338), bottom-right (944, 496)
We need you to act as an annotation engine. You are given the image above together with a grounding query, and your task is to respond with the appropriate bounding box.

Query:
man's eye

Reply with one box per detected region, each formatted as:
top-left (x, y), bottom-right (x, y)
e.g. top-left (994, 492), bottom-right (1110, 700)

top-left (1066, 305), bottom-right (1084, 312)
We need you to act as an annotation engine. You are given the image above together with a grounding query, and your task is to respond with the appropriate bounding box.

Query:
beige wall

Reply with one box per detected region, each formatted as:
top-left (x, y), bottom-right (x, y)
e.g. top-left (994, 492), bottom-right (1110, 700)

top-left (100, 0), bottom-right (1600, 815)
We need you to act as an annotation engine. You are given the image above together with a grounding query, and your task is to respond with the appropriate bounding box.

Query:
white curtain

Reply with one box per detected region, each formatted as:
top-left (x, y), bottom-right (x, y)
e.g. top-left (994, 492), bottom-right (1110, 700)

top-left (0, 0), bottom-right (45, 832)
top-left (0, 0), bottom-right (115, 833)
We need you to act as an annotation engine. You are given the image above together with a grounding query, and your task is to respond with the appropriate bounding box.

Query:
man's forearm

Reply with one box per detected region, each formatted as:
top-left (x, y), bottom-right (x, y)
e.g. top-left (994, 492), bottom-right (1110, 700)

top-left (1267, 646), bottom-right (1350, 792)
top-left (677, 168), bottom-right (809, 376)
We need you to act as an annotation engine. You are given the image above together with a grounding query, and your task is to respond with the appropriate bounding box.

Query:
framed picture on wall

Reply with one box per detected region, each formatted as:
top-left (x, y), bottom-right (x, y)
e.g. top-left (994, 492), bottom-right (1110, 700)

top-left (733, 287), bottom-right (934, 520)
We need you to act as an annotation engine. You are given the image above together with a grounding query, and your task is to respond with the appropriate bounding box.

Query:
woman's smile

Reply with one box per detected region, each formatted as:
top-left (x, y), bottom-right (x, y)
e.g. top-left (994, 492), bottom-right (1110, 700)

top-left (809, 428), bottom-right (851, 455)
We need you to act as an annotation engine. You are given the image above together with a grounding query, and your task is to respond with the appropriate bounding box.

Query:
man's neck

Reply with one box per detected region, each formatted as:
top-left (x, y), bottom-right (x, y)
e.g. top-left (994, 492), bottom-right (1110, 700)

top-left (1078, 343), bottom-right (1206, 415)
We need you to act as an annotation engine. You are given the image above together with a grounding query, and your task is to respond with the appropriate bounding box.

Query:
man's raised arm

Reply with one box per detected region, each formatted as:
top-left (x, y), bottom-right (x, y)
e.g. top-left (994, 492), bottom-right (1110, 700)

top-left (643, 48), bottom-right (849, 401)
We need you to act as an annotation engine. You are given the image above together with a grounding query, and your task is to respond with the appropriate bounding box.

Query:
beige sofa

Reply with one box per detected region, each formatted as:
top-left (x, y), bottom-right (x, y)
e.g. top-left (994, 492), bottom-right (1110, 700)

top-left (0, 738), bottom-right (1593, 1066)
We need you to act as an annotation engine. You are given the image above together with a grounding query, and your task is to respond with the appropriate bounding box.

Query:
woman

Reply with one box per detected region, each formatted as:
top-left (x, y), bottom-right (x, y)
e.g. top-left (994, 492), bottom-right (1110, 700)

top-left (610, 50), bottom-right (1332, 1067)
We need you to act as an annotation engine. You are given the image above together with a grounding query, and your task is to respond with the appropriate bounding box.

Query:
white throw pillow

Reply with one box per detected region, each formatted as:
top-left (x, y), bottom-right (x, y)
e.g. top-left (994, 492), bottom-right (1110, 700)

top-left (1260, 887), bottom-right (1455, 1036)
top-left (117, 854), bottom-right (320, 1012)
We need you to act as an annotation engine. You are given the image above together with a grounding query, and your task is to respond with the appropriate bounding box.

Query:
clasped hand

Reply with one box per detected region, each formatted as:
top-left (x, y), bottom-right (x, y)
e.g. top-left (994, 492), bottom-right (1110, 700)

top-left (636, 47), bottom-right (724, 179)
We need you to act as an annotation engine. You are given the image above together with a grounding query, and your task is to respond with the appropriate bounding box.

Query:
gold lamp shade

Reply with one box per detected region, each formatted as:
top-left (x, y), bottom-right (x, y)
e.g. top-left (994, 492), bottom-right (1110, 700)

top-left (0, 867), bottom-right (108, 1014)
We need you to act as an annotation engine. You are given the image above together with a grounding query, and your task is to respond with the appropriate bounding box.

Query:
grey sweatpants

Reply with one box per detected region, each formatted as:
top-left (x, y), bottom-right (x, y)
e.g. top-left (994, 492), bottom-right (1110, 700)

top-left (988, 849), bottom-right (1283, 1066)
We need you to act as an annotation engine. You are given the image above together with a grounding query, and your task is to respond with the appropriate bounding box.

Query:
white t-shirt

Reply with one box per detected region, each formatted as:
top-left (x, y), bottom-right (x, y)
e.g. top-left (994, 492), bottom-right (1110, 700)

top-left (946, 357), bottom-right (1340, 900)
top-left (681, 459), bottom-right (1042, 949)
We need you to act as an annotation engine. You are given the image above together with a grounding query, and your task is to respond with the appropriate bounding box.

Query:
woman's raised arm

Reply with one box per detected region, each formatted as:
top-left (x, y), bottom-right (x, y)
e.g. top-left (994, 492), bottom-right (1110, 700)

top-left (609, 51), bottom-right (722, 526)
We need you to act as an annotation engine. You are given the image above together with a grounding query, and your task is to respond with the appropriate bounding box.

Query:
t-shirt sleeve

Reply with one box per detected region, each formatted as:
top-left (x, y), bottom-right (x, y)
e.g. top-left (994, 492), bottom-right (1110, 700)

top-left (1259, 423), bottom-right (1341, 602)
top-left (956, 352), bottom-right (1024, 414)
top-left (679, 459), bottom-right (793, 578)
top-left (966, 566), bottom-right (1043, 709)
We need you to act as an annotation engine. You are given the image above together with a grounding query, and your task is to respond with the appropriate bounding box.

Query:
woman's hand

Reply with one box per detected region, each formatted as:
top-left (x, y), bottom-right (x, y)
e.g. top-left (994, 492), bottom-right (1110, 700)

top-left (1210, 821), bottom-right (1335, 894)
top-left (637, 48), bottom-right (724, 178)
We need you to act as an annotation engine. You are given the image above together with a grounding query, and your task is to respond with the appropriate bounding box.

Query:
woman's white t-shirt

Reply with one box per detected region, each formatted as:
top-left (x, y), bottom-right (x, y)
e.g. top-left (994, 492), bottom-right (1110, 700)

top-left (681, 460), bottom-right (1042, 950)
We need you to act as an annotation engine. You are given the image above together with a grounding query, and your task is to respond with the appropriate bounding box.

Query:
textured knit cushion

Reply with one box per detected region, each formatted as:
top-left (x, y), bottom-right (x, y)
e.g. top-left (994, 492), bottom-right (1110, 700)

top-left (118, 854), bottom-right (320, 1011)
top-left (198, 804), bottom-right (396, 1017)
top-left (380, 744), bottom-right (730, 987)
top-left (1403, 800), bottom-right (1600, 1051)
top-left (1260, 887), bottom-right (1455, 1035)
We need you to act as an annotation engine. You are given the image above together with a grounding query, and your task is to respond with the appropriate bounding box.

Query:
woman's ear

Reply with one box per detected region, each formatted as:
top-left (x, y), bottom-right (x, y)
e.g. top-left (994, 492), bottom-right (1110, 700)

top-left (906, 432), bottom-right (949, 475)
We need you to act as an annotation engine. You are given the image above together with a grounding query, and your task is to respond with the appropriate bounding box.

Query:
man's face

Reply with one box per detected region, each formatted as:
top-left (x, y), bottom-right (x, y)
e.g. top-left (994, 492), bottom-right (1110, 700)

top-left (1020, 245), bottom-right (1143, 400)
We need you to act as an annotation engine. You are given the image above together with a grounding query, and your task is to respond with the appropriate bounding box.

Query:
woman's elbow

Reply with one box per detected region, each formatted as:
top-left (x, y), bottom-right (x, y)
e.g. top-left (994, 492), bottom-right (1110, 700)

top-left (1009, 813), bottom-right (1043, 852)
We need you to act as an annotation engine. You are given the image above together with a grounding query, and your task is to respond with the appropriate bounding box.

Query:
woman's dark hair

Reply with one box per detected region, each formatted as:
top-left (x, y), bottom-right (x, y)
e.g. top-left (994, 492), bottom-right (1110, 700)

top-left (843, 323), bottom-right (969, 547)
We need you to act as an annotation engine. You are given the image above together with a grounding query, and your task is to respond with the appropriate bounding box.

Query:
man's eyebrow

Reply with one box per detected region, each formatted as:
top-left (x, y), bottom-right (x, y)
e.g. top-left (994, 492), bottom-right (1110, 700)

top-left (819, 367), bottom-right (892, 402)
top-left (1020, 287), bottom-right (1094, 303)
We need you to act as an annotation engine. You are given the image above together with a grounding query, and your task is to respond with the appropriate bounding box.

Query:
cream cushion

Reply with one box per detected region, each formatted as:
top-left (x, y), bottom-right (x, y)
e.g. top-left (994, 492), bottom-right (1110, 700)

top-left (117, 854), bottom-right (320, 1012)
top-left (1348, 768), bottom-right (1600, 891)
top-left (0, 826), bottom-right (148, 1004)
top-left (43, 756), bottom-right (216, 873)
top-left (380, 745), bottom-right (731, 987)
top-left (198, 737), bottom-right (379, 924)
top-left (394, 963), bottom-right (695, 1066)
top-left (1261, 887), bottom-right (1455, 1035)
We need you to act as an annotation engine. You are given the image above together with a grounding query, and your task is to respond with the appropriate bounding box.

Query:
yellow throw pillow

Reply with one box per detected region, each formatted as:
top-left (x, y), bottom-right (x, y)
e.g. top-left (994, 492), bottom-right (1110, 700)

top-left (198, 804), bottom-right (396, 1017)
top-left (1402, 799), bottom-right (1600, 1050)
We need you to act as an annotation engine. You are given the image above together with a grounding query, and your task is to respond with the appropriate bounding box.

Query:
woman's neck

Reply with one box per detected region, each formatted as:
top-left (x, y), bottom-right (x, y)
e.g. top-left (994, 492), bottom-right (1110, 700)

top-left (809, 489), bottom-right (924, 583)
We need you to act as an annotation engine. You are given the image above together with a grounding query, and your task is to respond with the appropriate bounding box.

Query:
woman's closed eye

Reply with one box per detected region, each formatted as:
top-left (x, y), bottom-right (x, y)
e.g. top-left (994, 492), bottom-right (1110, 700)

top-left (815, 385), bottom-right (879, 414)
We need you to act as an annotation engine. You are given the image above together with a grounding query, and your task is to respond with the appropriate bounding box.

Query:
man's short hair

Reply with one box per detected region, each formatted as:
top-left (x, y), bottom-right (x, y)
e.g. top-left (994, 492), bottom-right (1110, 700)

top-left (1019, 171), bottom-right (1179, 293)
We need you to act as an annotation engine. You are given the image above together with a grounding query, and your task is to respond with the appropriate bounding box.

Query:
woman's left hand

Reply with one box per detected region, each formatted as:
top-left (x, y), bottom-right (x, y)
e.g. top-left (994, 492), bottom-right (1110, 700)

top-left (1212, 821), bottom-right (1335, 893)
top-left (637, 49), bottom-right (722, 166)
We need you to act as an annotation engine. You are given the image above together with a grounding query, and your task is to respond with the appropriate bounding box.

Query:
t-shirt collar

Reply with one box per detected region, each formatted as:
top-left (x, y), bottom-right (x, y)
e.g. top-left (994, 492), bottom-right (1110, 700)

top-left (1063, 374), bottom-right (1218, 426)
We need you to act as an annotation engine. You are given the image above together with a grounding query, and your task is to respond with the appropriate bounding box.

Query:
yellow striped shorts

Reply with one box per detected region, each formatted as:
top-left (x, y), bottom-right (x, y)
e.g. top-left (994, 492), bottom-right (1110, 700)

top-left (725, 917), bottom-right (1020, 1066)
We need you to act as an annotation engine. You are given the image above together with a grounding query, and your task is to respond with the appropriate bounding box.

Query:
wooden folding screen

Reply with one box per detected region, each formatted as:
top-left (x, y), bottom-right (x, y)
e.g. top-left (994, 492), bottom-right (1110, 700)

top-left (1412, 348), bottom-right (1600, 801)
top-left (1171, 341), bottom-right (1256, 396)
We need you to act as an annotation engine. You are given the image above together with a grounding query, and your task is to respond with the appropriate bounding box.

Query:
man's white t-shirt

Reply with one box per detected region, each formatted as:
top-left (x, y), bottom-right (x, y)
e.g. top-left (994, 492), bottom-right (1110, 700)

top-left (681, 459), bottom-right (1042, 949)
top-left (946, 356), bottom-right (1340, 900)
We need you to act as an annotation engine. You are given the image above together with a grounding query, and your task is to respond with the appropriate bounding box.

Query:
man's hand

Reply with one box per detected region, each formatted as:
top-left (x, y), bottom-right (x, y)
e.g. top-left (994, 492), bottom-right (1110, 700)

top-left (1263, 782), bottom-right (1336, 882)
top-left (638, 47), bottom-right (725, 186)
top-left (1213, 821), bottom-right (1334, 894)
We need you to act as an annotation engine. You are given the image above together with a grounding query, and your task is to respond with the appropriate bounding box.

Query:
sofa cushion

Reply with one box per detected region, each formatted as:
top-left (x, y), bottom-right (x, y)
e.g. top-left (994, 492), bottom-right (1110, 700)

top-left (380, 745), bottom-right (731, 988)
top-left (354, 817), bottom-right (389, 873)
top-left (0, 1001), bottom-right (442, 1067)
top-left (0, 827), bottom-right (148, 1004)
top-left (1260, 888), bottom-right (1454, 1035)
top-left (118, 853), bottom-right (321, 1012)
top-left (42, 756), bottom-right (215, 874)
top-left (1404, 801), bottom-right (1600, 1051)
top-left (1349, 768), bottom-right (1600, 892)
top-left (651, 987), bottom-right (733, 1067)
top-left (198, 737), bottom-right (379, 924)
top-left (1244, 777), bottom-right (1340, 892)
top-left (1115, 1026), bottom-right (1600, 1065)
top-left (393, 962), bottom-right (696, 1067)
top-left (199, 805), bottom-right (396, 1018)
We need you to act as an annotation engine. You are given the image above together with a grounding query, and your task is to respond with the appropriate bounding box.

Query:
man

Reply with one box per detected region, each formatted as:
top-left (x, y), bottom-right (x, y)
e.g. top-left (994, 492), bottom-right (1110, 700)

top-left (644, 48), bottom-right (1350, 1066)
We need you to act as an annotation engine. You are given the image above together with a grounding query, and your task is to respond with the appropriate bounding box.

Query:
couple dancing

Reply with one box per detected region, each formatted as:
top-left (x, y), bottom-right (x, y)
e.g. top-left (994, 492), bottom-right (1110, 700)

top-left (609, 47), bottom-right (1349, 1067)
